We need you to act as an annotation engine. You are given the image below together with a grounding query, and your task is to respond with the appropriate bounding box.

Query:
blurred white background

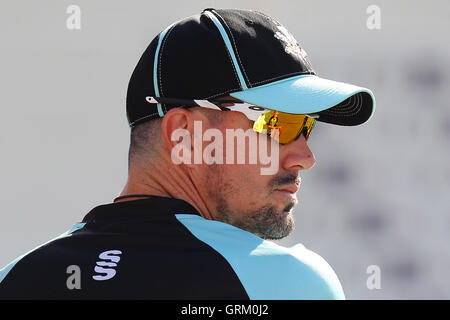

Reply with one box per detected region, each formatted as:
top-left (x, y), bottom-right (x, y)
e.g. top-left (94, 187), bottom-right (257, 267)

top-left (1, 0), bottom-right (449, 299)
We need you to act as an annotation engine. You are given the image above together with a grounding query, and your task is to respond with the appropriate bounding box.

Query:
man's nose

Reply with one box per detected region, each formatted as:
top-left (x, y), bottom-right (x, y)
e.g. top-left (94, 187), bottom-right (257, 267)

top-left (280, 135), bottom-right (316, 171)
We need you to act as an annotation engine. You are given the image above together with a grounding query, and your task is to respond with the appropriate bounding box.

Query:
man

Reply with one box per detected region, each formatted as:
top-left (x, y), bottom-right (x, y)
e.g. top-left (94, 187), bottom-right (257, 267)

top-left (0, 8), bottom-right (375, 299)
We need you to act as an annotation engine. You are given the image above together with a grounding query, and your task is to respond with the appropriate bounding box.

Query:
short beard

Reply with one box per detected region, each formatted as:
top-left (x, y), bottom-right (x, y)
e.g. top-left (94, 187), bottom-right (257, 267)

top-left (215, 197), bottom-right (296, 240)
top-left (205, 165), bottom-right (297, 240)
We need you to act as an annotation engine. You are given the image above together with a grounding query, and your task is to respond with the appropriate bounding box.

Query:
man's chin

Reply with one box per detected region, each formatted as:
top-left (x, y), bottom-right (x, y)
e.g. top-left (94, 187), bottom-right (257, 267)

top-left (214, 197), bottom-right (296, 240)
top-left (265, 212), bottom-right (295, 240)
top-left (251, 207), bottom-right (295, 240)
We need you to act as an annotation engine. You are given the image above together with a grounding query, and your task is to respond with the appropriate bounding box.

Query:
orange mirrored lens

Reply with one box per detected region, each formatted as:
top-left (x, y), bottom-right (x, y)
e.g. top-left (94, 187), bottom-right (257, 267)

top-left (253, 110), bottom-right (315, 144)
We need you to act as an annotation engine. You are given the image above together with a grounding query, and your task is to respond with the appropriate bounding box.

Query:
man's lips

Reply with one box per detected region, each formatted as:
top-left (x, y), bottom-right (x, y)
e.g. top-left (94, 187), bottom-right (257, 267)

top-left (275, 184), bottom-right (299, 194)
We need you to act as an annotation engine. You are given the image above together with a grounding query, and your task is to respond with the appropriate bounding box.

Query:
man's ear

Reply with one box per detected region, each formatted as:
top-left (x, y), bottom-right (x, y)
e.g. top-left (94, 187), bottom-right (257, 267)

top-left (161, 107), bottom-right (212, 166)
top-left (161, 108), bottom-right (193, 149)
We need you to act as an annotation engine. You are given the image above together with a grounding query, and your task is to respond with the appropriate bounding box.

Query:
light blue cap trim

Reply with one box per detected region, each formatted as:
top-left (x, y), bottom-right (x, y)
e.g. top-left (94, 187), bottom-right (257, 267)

top-left (153, 23), bottom-right (177, 117)
top-left (204, 10), bottom-right (248, 90)
top-left (230, 74), bottom-right (376, 124)
top-left (0, 223), bottom-right (86, 284)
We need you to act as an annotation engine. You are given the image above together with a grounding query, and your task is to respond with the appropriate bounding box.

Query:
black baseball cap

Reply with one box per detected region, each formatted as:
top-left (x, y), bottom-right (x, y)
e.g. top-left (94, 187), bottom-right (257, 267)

top-left (126, 8), bottom-right (375, 128)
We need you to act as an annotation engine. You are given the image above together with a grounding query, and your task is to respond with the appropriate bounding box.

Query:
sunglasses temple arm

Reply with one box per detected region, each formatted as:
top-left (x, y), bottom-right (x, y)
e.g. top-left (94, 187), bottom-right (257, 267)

top-left (146, 96), bottom-right (236, 110)
top-left (146, 96), bottom-right (201, 106)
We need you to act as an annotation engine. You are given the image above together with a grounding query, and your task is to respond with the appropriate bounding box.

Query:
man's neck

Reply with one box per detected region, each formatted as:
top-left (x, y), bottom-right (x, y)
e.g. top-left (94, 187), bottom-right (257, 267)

top-left (116, 162), bottom-right (215, 220)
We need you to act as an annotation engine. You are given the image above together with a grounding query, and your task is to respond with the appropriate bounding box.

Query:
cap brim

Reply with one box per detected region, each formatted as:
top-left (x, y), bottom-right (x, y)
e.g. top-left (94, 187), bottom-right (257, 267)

top-left (230, 74), bottom-right (375, 126)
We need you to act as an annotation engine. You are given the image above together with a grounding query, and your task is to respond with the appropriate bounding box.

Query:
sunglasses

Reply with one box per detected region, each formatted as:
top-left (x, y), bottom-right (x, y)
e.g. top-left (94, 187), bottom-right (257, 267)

top-left (145, 96), bottom-right (317, 145)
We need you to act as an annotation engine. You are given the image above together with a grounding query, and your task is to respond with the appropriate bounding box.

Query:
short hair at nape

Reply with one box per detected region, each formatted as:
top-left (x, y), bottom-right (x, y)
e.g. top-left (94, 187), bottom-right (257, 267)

top-left (128, 118), bottom-right (162, 167)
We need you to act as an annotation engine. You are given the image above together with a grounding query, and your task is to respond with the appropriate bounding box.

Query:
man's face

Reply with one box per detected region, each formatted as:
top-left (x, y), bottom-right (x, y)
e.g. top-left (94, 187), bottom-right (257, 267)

top-left (191, 100), bottom-right (316, 240)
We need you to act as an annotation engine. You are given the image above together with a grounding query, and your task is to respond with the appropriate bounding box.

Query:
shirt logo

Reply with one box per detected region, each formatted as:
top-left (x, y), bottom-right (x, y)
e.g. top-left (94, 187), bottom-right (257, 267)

top-left (92, 250), bottom-right (122, 281)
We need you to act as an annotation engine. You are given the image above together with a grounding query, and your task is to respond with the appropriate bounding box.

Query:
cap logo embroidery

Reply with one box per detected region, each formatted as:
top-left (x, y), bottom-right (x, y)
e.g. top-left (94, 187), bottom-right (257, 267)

top-left (274, 25), bottom-right (308, 60)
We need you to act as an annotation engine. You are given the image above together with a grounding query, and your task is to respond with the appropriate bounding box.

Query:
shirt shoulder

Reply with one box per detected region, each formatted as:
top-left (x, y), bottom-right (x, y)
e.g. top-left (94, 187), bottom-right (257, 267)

top-left (176, 214), bottom-right (345, 300)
